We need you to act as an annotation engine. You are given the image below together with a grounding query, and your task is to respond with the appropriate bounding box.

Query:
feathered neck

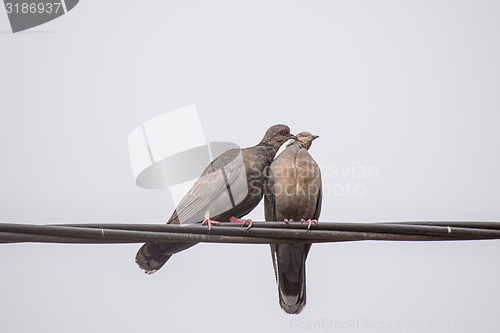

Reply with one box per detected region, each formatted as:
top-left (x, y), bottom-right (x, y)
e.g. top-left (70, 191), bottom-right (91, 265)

top-left (257, 140), bottom-right (284, 154)
top-left (286, 140), bottom-right (307, 149)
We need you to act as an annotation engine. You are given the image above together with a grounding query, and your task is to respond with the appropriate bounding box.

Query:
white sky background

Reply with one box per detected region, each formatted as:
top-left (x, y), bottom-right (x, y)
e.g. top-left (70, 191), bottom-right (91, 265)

top-left (1, 1), bottom-right (500, 332)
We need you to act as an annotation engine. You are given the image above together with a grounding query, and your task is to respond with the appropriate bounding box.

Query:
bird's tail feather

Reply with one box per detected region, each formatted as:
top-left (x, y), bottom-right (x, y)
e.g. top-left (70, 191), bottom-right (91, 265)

top-left (271, 243), bottom-right (309, 314)
top-left (135, 242), bottom-right (173, 274)
top-left (135, 242), bottom-right (197, 274)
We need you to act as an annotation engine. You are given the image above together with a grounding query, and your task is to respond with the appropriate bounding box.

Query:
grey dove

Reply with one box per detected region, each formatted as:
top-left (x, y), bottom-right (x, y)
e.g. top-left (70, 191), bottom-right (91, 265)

top-left (136, 124), bottom-right (296, 274)
top-left (264, 131), bottom-right (321, 314)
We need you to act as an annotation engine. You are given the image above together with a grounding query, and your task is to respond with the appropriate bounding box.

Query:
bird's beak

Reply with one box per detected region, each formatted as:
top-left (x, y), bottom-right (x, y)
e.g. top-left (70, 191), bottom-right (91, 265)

top-left (312, 135), bottom-right (319, 140)
top-left (289, 134), bottom-right (298, 140)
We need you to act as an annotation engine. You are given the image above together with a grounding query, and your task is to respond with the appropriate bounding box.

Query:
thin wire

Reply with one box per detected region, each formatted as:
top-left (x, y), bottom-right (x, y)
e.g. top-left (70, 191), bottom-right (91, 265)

top-left (0, 221), bottom-right (499, 245)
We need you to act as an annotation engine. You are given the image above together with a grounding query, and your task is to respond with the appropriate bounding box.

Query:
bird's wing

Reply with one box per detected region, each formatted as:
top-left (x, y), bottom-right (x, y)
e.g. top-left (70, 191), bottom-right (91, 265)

top-left (264, 163), bottom-right (277, 222)
top-left (313, 182), bottom-right (322, 221)
top-left (265, 145), bottom-right (300, 221)
top-left (169, 148), bottom-right (246, 224)
top-left (311, 156), bottom-right (322, 221)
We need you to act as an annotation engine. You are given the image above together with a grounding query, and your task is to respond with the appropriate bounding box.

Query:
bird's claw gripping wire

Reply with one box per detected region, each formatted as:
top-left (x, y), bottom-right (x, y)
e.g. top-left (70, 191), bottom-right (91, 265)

top-left (201, 212), bottom-right (220, 232)
top-left (230, 216), bottom-right (253, 229)
top-left (301, 219), bottom-right (318, 230)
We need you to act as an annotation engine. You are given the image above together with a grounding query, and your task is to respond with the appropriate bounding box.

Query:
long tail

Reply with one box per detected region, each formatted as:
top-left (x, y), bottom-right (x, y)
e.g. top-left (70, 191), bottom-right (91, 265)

top-left (135, 210), bottom-right (199, 274)
top-left (271, 243), bottom-right (310, 314)
top-left (135, 242), bottom-right (196, 274)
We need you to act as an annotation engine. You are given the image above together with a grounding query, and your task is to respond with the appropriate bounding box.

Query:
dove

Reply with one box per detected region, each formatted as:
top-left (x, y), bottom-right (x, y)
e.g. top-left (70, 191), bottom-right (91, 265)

top-left (136, 124), bottom-right (296, 274)
top-left (264, 131), bottom-right (321, 314)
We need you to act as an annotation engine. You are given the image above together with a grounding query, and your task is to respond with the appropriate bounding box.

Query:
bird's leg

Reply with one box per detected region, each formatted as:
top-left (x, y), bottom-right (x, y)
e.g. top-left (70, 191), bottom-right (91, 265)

top-left (300, 219), bottom-right (318, 230)
top-left (230, 216), bottom-right (253, 229)
top-left (201, 212), bottom-right (220, 232)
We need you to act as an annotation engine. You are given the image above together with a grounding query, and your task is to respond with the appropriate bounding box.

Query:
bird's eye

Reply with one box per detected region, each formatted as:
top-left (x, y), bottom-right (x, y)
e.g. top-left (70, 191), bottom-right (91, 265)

top-left (280, 129), bottom-right (287, 135)
top-left (297, 133), bottom-right (303, 138)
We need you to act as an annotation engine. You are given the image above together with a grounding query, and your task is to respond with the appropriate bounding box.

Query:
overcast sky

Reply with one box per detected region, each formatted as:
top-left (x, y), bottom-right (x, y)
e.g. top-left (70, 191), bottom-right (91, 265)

top-left (1, 1), bottom-right (500, 332)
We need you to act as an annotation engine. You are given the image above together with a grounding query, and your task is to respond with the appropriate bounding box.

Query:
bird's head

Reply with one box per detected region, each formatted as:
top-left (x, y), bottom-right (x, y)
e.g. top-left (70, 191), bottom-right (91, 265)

top-left (287, 131), bottom-right (319, 150)
top-left (260, 124), bottom-right (297, 148)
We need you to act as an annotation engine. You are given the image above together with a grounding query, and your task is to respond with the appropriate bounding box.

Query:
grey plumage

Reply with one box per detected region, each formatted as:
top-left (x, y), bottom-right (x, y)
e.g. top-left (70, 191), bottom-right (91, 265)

top-left (264, 132), bottom-right (322, 314)
top-left (136, 124), bottom-right (296, 274)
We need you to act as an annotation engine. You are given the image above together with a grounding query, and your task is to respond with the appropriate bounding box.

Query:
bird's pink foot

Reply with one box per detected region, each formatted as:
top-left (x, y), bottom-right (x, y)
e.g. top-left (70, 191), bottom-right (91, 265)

top-left (230, 216), bottom-right (253, 229)
top-left (201, 212), bottom-right (220, 232)
top-left (300, 219), bottom-right (318, 229)
top-left (283, 219), bottom-right (294, 223)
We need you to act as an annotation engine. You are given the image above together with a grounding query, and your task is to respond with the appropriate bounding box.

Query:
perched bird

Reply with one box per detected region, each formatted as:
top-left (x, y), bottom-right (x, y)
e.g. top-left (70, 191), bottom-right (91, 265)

top-left (136, 124), bottom-right (296, 274)
top-left (264, 131), bottom-right (321, 314)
